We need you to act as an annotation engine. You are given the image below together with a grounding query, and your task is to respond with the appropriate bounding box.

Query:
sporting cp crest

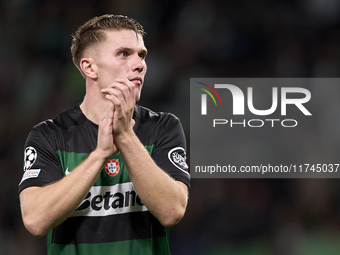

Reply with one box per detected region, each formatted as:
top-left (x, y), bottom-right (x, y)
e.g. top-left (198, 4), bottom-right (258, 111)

top-left (105, 159), bottom-right (120, 177)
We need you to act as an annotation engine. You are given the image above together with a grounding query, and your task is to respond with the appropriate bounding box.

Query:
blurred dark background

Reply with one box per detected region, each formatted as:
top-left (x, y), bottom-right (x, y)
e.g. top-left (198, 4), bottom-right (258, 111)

top-left (1, 0), bottom-right (340, 254)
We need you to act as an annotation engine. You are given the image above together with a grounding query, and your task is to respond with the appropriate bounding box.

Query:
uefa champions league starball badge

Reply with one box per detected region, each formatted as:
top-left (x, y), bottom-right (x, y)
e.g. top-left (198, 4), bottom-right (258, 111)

top-left (24, 146), bottom-right (37, 171)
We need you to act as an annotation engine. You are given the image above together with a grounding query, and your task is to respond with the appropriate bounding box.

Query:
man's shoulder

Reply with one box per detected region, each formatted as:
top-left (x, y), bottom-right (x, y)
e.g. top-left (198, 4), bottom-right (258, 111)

top-left (32, 105), bottom-right (84, 133)
top-left (134, 104), bottom-right (180, 124)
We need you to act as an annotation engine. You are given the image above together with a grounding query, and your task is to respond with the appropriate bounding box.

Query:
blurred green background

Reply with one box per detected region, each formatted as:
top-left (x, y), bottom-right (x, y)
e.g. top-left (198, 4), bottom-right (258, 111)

top-left (1, 0), bottom-right (340, 254)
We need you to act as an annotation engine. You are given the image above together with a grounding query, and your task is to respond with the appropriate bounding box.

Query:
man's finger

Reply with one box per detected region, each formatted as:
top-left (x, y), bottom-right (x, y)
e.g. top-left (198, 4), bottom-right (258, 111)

top-left (131, 119), bottom-right (136, 129)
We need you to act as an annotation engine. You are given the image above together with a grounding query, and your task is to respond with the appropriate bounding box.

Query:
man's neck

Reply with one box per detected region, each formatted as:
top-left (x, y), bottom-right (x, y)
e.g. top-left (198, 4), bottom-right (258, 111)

top-left (80, 89), bottom-right (112, 125)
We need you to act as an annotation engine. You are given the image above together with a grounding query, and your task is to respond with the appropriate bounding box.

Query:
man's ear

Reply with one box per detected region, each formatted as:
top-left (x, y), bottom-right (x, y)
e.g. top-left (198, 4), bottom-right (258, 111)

top-left (80, 58), bottom-right (97, 79)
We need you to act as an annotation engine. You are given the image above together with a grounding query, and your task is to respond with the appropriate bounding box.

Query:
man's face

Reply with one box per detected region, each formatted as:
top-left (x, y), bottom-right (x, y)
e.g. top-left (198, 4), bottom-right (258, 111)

top-left (91, 29), bottom-right (148, 101)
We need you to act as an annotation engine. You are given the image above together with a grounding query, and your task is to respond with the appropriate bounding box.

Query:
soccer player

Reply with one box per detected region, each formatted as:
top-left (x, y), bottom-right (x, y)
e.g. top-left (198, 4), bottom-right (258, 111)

top-left (18, 14), bottom-right (190, 255)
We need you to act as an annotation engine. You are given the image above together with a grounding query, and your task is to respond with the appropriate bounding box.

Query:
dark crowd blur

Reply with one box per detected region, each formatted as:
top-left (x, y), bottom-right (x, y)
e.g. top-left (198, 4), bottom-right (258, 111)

top-left (1, 0), bottom-right (340, 254)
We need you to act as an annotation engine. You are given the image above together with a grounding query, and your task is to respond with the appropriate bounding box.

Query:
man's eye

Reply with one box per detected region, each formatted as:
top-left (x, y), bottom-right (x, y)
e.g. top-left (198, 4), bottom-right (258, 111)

top-left (139, 54), bottom-right (146, 60)
top-left (119, 52), bottom-right (128, 57)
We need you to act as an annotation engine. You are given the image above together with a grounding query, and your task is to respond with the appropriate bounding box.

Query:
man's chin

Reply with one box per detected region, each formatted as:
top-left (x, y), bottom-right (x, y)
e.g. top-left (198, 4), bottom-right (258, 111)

top-left (135, 91), bottom-right (142, 102)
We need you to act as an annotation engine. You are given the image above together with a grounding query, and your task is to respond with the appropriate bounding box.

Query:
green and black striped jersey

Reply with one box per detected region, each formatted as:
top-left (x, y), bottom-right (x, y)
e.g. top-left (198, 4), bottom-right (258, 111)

top-left (19, 104), bottom-right (190, 255)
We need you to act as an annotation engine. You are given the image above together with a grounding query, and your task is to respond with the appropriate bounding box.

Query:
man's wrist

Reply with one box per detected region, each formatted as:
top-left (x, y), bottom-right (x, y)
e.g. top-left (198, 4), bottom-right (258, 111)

top-left (91, 148), bottom-right (112, 164)
top-left (115, 130), bottom-right (138, 149)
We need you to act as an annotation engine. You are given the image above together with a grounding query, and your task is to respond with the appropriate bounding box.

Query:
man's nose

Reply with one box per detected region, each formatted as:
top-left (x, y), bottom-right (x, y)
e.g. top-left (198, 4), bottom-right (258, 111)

top-left (131, 54), bottom-right (145, 72)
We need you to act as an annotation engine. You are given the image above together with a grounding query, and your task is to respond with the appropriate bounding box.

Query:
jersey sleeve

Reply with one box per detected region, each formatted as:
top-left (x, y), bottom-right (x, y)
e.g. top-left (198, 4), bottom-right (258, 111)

top-left (151, 113), bottom-right (191, 190)
top-left (18, 122), bottom-right (63, 195)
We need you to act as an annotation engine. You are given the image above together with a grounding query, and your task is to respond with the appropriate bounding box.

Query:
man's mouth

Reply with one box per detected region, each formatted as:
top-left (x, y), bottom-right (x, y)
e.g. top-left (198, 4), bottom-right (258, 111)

top-left (129, 77), bottom-right (143, 86)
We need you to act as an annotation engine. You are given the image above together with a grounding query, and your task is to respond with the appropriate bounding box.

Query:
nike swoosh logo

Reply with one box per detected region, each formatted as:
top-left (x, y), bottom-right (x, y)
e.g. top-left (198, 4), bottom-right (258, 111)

top-left (65, 168), bottom-right (71, 176)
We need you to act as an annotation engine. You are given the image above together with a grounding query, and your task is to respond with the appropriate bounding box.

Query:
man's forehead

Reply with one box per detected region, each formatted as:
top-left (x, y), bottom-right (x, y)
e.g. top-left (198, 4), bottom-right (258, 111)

top-left (104, 29), bottom-right (146, 49)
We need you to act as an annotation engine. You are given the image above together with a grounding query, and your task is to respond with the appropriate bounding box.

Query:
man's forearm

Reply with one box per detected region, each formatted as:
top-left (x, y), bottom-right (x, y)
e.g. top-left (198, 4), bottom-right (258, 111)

top-left (116, 131), bottom-right (188, 227)
top-left (20, 150), bottom-right (107, 237)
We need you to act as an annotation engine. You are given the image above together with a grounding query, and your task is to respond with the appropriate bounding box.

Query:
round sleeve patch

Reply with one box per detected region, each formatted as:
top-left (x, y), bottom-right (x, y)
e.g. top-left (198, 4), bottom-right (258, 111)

top-left (24, 146), bottom-right (37, 171)
top-left (168, 147), bottom-right (189, 173)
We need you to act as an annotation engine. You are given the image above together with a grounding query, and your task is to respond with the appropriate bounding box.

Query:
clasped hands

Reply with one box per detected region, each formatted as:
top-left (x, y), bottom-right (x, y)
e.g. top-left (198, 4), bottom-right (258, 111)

top-left (97, 78), bottom-right (138, 159)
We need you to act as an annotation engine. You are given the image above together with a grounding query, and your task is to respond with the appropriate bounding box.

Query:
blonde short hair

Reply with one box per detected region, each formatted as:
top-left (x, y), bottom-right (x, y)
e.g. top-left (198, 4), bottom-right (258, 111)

top-left (71, 14), bottom-right (145, 72)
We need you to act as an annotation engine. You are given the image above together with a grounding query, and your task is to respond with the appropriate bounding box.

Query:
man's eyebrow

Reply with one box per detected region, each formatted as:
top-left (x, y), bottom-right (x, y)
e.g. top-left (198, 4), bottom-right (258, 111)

top-left (116, 47), bottom-right (133, 52)
top-left (116, 47), bottom-right (148, 54)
